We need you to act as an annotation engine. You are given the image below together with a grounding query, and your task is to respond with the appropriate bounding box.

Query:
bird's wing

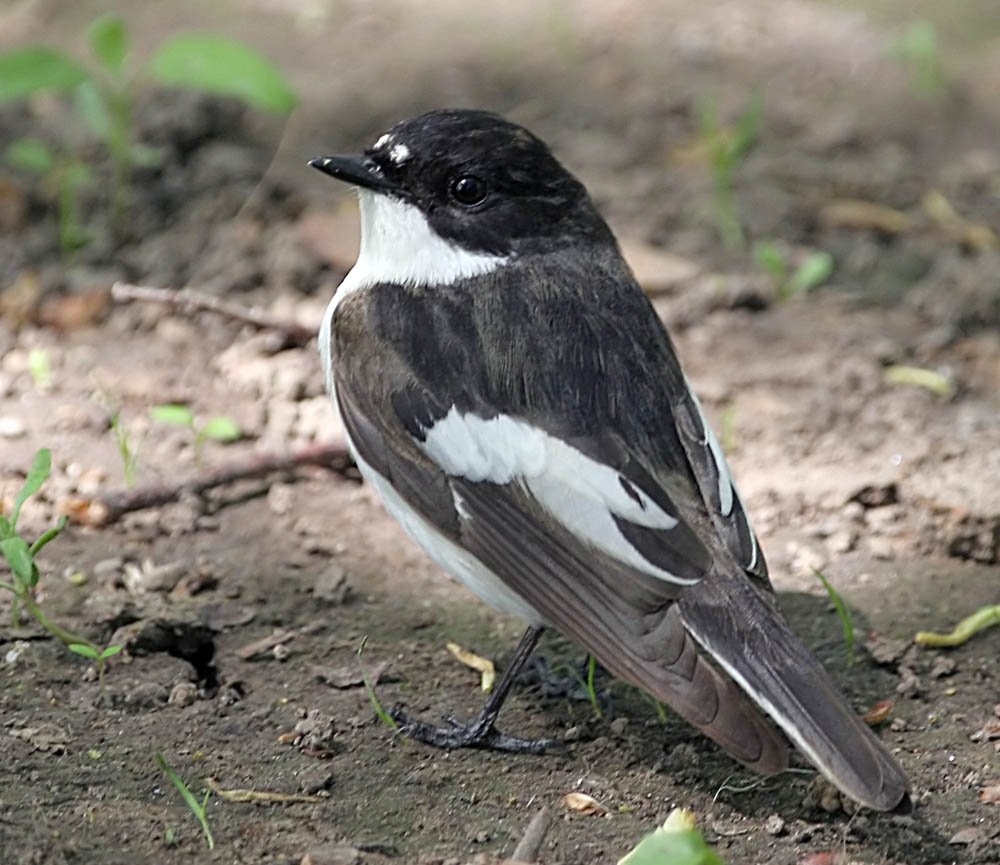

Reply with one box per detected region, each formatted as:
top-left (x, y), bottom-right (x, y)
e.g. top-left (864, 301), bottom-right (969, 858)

top-left (332, 264), bottom-right (908, 810)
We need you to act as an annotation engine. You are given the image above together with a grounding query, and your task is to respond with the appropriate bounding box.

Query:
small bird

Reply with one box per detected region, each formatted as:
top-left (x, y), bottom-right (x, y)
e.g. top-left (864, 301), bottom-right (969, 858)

top-left (309, 109), bottom-right (910, 811)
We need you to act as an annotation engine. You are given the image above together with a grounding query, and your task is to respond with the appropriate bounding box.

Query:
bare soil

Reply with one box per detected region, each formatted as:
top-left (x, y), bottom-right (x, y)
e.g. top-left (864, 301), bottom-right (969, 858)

top-left (1, 2), bottom-right (998, 863)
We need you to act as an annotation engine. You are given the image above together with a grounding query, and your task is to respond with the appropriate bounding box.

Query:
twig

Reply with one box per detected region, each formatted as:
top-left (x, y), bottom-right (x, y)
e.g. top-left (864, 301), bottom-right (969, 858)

top-left (509, 807), bottom-right (552, 864)
top-left (111, 282), bottom-right (317, 347)
top-left (75, 442), bottom-right (355, 526)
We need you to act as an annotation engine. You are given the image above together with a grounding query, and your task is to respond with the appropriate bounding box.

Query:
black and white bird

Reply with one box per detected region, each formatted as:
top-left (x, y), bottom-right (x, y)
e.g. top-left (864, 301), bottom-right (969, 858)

top-left (309, 109), bottom-right (910, 811)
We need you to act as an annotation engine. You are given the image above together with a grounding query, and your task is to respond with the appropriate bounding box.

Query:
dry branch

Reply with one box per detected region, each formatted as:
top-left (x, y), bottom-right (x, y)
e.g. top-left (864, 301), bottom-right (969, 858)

top-left (112, 282), bottom-right (317, 347)
top-left (76, 442), bottom-right (354, 526)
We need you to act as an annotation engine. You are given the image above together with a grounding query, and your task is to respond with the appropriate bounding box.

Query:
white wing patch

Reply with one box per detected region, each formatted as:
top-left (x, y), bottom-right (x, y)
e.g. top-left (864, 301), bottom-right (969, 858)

top-left (421, 407), bottom-right (697, 586)
top-left (683, 376), bottom-right (759, 570)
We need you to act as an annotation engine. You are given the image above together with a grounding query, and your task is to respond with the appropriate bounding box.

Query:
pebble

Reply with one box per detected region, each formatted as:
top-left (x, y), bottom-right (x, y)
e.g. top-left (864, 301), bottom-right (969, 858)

top-left (300, 845), bottom-right (361, 865)
top-left (0, 415), bottom-right (26, 438)
top-left (609, 717), bottom-right (629, 737)
top-left (314, 566), bottom-right (350, 604)
top-left (929, 656), bottom-right (957, 679)
top-left (764, 814), bottom-right (786, 836)
top-left (297, 764), bottom-right (335, 794)
top-left (168, 681), bottom-right (198, 707)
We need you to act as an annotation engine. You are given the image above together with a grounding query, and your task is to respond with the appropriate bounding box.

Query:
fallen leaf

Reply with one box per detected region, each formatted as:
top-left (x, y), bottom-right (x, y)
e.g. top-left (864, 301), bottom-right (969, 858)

top-left (563, 792), bottom-right (607, 815)
top-left (971, 720), bottom-right (1000, 742)
top-left (862, 699), bottom-right (894, 726)
top-left (819, 199), bottom-right (910, 234)
top-left (447, 642), bottom-right (496, 692)
top-left (38, 287), bottom-right (111, 330)
top-left (981, 786), bottom-right (1000, 804)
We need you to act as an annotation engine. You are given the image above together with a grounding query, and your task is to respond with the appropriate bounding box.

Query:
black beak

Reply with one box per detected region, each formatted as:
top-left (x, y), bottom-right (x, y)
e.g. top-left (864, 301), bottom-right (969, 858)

top-left (308, 154), bottom-right (394, 193)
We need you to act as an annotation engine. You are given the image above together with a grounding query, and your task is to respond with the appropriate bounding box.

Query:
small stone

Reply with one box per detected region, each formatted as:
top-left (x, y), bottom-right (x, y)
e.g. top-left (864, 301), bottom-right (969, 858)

top-left (272, 643), bottom-right (291, 661)
top-left (929, 656), bottom-right (957, 679)
top-left (293, 709), bottom-right (338, 752)
top-left (763, 814), bottom-right (786, 836)
top-left (0, 416), bottom-right (27, 438)
top-left (948, 827), bottom-right (984, 845)
top-left (93, 557), bottom-right (124, 581)
top-left (125, 681), bottom-right (169, 709)
top-left (609, 717), bottom-right (629, 737)
top-left (168, 681), bottom-right (198, 707)
top-left (297, 764), bottom-right (335, 794)
top-left (865, 634), bottom-right (909, 667)
top-left (563, 725), bottom-right (584, 742)
top-left (300, 845), bottom-right (361, 865)
top-left (889, 717), bottom-right (908, 732)
top-left (471, 829), bottom-right (490, 844)
top-left (313, 565), bottom-right (350, 604)
top-left (868, 537), bottom-right (895, 560)
top-left (825, 528), bottom-right (857, 555)
top-left (896, 668), bottom-right (925, 699)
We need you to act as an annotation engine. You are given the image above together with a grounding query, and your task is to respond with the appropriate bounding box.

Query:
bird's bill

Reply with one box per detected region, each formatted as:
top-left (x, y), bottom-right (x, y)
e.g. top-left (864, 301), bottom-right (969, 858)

top-left (308, 154), bottom-right (395, 193)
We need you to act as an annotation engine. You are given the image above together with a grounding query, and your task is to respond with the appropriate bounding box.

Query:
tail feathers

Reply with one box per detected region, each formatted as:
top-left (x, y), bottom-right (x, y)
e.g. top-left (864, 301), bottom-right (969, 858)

top-left (679, 575), bottom-right (910, 812)
top-left (605, 604), bottom-right (789, 776)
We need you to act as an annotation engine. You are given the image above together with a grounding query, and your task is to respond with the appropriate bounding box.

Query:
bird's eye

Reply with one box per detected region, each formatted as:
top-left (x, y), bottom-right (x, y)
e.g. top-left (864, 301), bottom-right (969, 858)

top-left (450, 175), bottom-right (487, 206)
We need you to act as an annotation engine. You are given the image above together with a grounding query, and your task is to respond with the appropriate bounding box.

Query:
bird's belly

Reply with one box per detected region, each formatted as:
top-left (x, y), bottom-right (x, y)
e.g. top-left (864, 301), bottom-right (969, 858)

top-left (348, 443), bottom-right (548, 627)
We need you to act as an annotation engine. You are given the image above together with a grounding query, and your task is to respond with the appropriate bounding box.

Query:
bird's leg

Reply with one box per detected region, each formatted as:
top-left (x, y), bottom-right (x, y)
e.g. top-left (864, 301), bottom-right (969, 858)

top-left (390, 625), bottom-right (559, 754)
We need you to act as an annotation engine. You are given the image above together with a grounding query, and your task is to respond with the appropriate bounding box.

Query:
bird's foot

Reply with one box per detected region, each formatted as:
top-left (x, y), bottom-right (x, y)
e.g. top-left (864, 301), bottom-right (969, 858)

top-left (389, 705), bottom-right (561, 755)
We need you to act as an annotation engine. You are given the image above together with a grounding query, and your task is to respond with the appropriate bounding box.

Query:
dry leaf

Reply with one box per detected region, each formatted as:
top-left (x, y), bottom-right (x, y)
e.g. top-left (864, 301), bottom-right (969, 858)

top-left (970, 720), bottom-right (1000, 742)
top-left (819, 199), bottom-right (910, 234)
top-left (981, 786), bottom-right (1000, 804)
top-left (862, 699), bottom-right (894, 726)
top-left (563, 792), bottom-right (607, 815)
top-left (10, 723), bottom-right (70, 754)
top-left (446, 642), bottom-right (496, 692)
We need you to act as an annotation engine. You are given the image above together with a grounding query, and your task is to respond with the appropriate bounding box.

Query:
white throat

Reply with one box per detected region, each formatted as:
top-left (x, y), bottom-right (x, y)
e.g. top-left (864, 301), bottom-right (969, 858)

top-left (319, 190), bottom-right (508, 392)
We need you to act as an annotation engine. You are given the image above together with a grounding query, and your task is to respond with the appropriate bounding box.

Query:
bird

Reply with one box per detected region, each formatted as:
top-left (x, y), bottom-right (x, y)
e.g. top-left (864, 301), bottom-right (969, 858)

top-left (308, 108), bottom-right (910, 811)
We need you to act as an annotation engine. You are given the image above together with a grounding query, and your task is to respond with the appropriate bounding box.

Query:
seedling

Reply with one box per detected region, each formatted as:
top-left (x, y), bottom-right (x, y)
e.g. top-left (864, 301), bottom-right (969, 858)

top-left (0, 13), bottom-right (297, 243)
top-left (0, 449), bottom-right (121, 677)
top-left (358, 635), bottom-right (398, 730)
top-left (812, 568), bottom-right (855, 669)
top-left (890, 19), bottom-right (948, 98)
top-left (155, 753), bottom-right (214, 850)
top-left (108, 408), bottom-right (140, 487)
top-left (753, 241), bottom-right (834, 301)
top-left (553, 655), bottom-right (604, 720)
top-left (697, 91), bottom-right (763, 252)
top-left (149, 404), bottom-right (241, 462)
top-left (67, 642), bottom-right (124, 690)
top-left (27, 347), bottom-right (53, 390)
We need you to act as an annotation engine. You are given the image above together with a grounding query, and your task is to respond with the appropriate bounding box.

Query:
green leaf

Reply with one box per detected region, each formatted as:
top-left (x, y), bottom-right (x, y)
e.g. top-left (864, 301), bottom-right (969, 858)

top-left (619, 811), bottom-right (725, 865)
top-left (785, 250), bottom-right (834, 297)
top-left (155, 754), bottom-right (215, 850)
top-left (1, 537), bottom-right (34, 587)
top-left (74, 79), bottom-right (114, 141)
top-left (12, 448), bottom-right (51, 531)
top-left (812, 568), bottom-right (855, 668)
top-left (5, 137), bottom-right (55, 175)
top-left (147, 34), bottom-right (297, 114)
top-left (752, 241), bottom-right (787, 283)
top-left (29, 516), bottom-right (67, 557)
top-left (199, 415), bottom-right (241, 442)
top-left (68, 643), bottom-right (100, 659)
top-left (99, 644), bottom-right (124, 660)
top-left (129, 142), bottom-right (164, 167)
top-left (88, 15), bottom-right (128, 75)
top-left (149, 404), bottom-right (195, 427)
top-left (0, 47), bottom-right (90, 101)
top-left (0, 514), bottom-right (11, 539)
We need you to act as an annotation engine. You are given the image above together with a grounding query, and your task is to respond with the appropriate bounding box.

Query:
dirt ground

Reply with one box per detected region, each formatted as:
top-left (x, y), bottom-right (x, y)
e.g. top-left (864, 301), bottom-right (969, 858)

top-left (1, 1), bottom-right (999, 863)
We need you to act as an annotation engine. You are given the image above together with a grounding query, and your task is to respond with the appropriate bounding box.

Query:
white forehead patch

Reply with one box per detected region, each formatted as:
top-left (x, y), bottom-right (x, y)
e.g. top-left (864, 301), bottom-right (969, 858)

top-left (373, 133), bottom-right (393, 150)
top-left (389, 143), bottom-right (411, 165)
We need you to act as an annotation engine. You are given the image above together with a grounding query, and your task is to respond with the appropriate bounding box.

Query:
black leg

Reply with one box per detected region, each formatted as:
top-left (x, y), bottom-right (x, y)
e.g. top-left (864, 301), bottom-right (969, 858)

top-left (390, 625), bottom-right (560, 754)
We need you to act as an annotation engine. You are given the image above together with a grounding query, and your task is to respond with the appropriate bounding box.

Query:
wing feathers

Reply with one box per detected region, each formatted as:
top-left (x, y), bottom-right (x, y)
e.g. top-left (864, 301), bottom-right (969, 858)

top-left (679, 576), bottom-right (910, 811)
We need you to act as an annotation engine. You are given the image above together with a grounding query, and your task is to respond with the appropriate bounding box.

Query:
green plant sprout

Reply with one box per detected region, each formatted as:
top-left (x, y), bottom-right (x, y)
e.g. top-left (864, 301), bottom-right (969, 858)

top-left (27, 347), bottom-right (53, 390)
top-left (890, 19), bottom-right (948, 98)
top-left (358, 635), bottom-right (398, 730)
top-left (753, 241), bottom-right (834, 301)
top-left (639, 690), bottom-right (669, 725)
top-left (0, 449), bottom-right (122, 678)
top-left (697, 91), bottom-right (763, 252)
top-left (552, 655), bottom-right (604, 720)
top-left (108, 408), bottom-right (140, 487)
top-left (618, 807), bottom-right (725, 865)
top-left (812, 568), bottom-right (855, 669)
top-left (5, 139), bottom-right (93, 255)
top-left (0, 14), bottom-right (297, 243)
top-left (155, 753), bottom-right (215, 850)
top-left (149, 404), bottom-right (241, 461)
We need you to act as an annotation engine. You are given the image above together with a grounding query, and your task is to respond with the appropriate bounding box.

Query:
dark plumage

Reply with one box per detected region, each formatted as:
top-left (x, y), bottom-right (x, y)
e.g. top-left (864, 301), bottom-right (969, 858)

top-left (310, 109), bottom-right (910, 811)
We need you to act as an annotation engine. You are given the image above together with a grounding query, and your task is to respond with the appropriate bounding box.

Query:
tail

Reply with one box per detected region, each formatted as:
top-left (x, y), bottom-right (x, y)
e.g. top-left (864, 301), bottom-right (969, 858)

top-left (678, 574), bottom-right (910, 811)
